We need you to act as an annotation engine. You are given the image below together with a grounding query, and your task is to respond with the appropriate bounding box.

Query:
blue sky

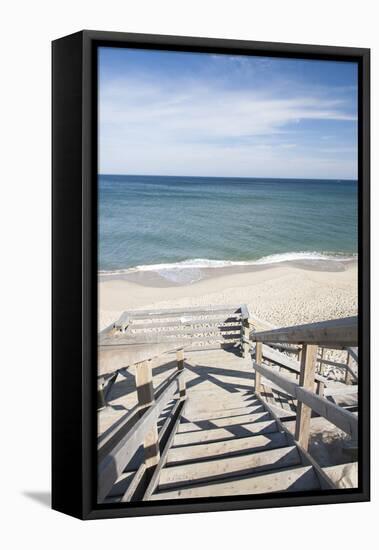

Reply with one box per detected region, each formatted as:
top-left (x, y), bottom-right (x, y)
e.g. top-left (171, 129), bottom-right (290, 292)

top-left (99, 47), bottom-right (358, 179)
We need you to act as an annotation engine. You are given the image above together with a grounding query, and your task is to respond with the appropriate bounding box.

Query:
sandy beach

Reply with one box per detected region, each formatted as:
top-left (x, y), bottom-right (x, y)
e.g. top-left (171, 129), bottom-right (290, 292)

top-left (99, 259), bottom-right (357, 331)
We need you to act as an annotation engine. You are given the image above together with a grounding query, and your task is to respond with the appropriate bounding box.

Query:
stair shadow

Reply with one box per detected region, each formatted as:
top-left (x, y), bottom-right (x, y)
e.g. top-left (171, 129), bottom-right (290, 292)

top-left (174, 420), bottom-right (278, 446)
top-left (184, 363), bottom-right (254, 395)
top-left (179, 413), bottom-right (271, 432)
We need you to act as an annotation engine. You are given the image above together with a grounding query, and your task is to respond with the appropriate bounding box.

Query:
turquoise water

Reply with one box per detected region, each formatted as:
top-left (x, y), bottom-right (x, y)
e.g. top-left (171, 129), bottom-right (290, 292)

top-left (99, 175), bottom-right (357, 275)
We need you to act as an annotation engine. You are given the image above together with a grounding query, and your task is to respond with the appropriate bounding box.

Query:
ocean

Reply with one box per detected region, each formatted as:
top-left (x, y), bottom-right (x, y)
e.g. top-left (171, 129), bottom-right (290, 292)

top-left (99, 175), bottom-right (357, 282)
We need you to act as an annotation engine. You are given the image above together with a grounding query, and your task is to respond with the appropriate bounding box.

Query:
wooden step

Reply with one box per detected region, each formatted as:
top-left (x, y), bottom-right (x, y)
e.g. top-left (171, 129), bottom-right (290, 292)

top-left (184, 398), bottom-right (261, 415)
top-left (151, 465), bottom-right (320, 500)
top-left (159, 446), bottom-right (301, 490)
top-left (183, 404), bottom-right (265, 422)
top-left (178, 411), bottom-right (272, 433)
top-left (166, 431), bottom-right (289, 466)
top-left (173, 419), bottom-right (278, 447)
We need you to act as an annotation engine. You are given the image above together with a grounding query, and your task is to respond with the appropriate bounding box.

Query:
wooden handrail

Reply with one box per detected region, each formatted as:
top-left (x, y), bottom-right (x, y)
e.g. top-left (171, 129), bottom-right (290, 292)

top-left (98, 368), bottom-right (185, 501)
top-left (253, 361), bottom-right (358, 440)
top-left (98, 341), bottom-right (184, 377)
top-left (99, 304), bottom-right (249, 377)
top-left (261, 344), bottom-right (327, 384)
top-left (251, 316), bottom-right (358, 346)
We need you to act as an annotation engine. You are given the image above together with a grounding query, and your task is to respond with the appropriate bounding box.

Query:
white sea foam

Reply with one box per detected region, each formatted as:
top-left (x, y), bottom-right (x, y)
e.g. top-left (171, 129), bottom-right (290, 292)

top-left (99, 252), bottom-right (357, 279)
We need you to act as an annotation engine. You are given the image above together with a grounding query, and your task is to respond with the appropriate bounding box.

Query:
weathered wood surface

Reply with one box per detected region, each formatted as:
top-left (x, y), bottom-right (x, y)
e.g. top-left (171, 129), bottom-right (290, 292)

top-left (253, 361), bottom-right (358, 440)
top-left (99, 346), bottom-right (255, 501)
top-left (143, 401), bottom-right (186, 500)
top-left (151, 465), bottom-right (320, 500)
top-left (98, 372), bottom-right (183, 501)
top-left (99, 342), bottom-right (181, 377)
top-left (262, 344), bottom-right (327, 384)
top-left (128, 318), bottom-right (242, 331)
top-left (98, 309), bottom-right (358, 501)
top-left (177, 411), bottom-right (272, 432)
top-left (294, 345), bottom-right (318, 450)
top-left (99, 305), bottom-right (251, 378)
top-left (255, 393), bottom-right (336, 490)
top-left (255, 342), bottom-right (263, 394)
top-left (251, 316), bottom-right (358, 346)
top-left (114, 305), bottom-right (242, 328)
top-left (135, 361), bottom-right (160, 472)
top-left (166, 431), bottom-right (289, 466)
top-left (158, 446), bottom-right (301, 490)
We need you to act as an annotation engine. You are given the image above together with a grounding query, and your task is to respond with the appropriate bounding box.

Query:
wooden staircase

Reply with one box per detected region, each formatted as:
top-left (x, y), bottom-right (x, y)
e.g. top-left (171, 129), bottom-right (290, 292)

top-left (148, 387), bottom-right (322, 500)
top-left (98, 306), bottom-right (358, 503)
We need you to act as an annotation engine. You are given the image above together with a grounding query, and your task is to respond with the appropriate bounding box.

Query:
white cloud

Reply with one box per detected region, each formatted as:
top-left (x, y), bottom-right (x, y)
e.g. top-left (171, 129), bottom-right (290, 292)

top-left (99, 76), bottom-right (357, 178)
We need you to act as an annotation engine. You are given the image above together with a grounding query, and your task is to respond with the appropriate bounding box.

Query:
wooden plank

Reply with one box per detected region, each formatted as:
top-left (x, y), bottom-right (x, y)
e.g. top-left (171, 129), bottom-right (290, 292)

top-left (255, 342), bottom-right (263, 394)
top-left (97, 373), bottom-right (182, 501)
top-left (184, 404), bottom-right (265, 422)
top-left (262, 345), bottom-right (327, 383)
top-left (173, 419), bottom-right (278, 447)
top-left (128, 324), bottom-right (242, 337)
top-left (269, 343), bottom-right (301, 353)
top-left (167, 432), bottom-right (288, 465)
top-left (166, 432), bottom-right (289, 465)
top-left (158, 398), bottom-right (181, 443)
top-left (98, 341), bottom-right (181, 376)
top-left (176, 349), bottom-right (186, 400)
top-left (106, 330), bottom-right (241, 344)
top-left (346, 347), bottom-right (358, 363)
top-left (295, 345), bottom-right (318, 450)
top-left (178, 411), bottom-right (272, 432)
top-left (151, 465), bottom-right (319, 500)
top-left (255, 393), bottom-right (336, 490)
top-left (118, 305), bottom-right (242, 319)
top-left (127, 318), bottom-right (242, 330)
top-left (345, 352), bottom-right (356, 384)
top-left (143, 400), bottom-right (186, 500)
top-left (252, 316), bottom-right (357, 346)
top-left (184, 396), bottom-right (258, 414)
top-left (158, 446), bottom-right (301, 490)
top-left (135, 361), bottom-right (160, 472)
top-left (253, 362), bottom-right (358, 439)
top-left (121, 463), bottom-right (146, 502)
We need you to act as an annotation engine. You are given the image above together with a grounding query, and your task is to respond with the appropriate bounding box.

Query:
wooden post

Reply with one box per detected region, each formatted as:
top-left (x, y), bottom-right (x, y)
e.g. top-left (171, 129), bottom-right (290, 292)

top-left (242, 317), bottom-right (251, 358)
top-left (135, 360), bottom-right (160, 473)
top-left (317, 380), bottom-right (325, 397)
top-left (255, 342), bottom-right (263, 394)
top-left (176, 348), bottom-right (186, 400)
top-left (295, 344), bottom-right (318, 450)
top-left (240, 305), bottom-right (251, 358)
top-left (97, 382), bottom-right (106, 410)
top-left (319, 347), bottom-right (325, 376)
top-left (345, 352), bottom-right (354, 385)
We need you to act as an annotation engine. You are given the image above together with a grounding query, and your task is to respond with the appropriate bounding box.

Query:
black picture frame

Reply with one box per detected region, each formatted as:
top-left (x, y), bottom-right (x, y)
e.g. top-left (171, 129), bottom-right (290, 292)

top-left (52, 30), bottom-right (370, 520)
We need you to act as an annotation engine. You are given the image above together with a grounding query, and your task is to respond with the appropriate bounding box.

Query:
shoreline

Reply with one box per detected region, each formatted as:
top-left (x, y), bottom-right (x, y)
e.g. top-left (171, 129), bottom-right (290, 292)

top-left (98, 258), bottom-right (358, 331)
top-left (98, 257), bottom-right (357, 287)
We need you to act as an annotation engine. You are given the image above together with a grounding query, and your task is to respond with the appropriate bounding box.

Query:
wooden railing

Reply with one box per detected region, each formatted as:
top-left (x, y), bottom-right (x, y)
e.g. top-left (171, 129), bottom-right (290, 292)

top-left (97, 304), bottom-right (252, 502)
top-left (98, 304), bottom-right (250, 378)
top-left (98, 345), bottom-right (186, 503)
top-left (250, 316), bottom-right (358, 451)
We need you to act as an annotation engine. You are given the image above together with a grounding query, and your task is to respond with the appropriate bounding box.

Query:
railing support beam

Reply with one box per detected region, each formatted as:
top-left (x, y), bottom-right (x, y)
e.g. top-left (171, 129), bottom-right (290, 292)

top-left (345, 352), bottom-right (354, 385)
top-left (295, 344), bottom-right (318, 450)
top-left (255, 342), bottom-right (263, 394)
top-left (176, 348), bottom-right (186, 400)
top-left (135, 360), bottom-right (160, 474)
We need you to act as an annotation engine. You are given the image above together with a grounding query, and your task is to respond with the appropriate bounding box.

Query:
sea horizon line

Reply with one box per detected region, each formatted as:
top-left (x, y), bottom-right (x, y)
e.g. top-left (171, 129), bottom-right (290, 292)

top-left (99, 173), bottom-right (358, 182)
